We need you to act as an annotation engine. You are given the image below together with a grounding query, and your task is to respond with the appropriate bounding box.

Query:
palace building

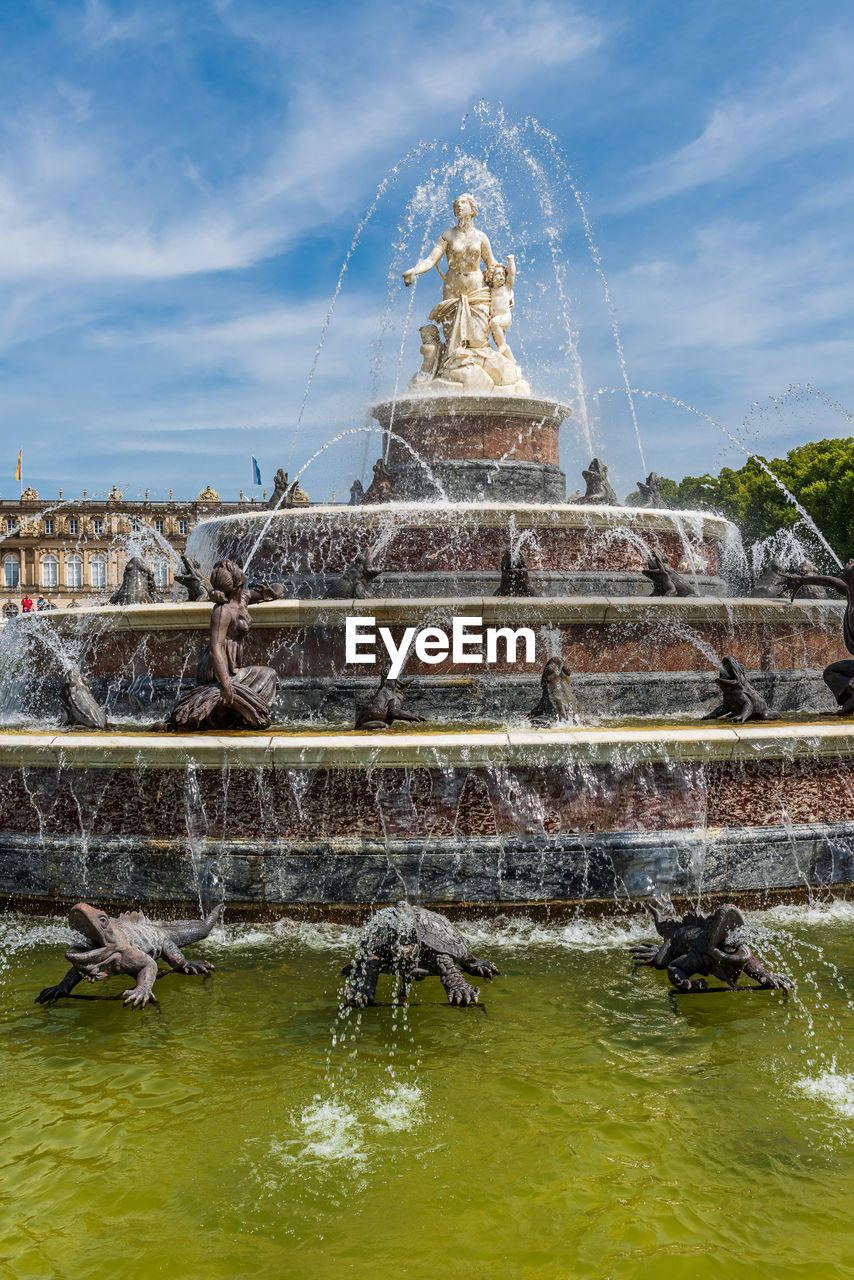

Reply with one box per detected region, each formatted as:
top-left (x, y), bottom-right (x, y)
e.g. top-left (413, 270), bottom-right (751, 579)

top-left (0, 484), bottom-right (269, 608)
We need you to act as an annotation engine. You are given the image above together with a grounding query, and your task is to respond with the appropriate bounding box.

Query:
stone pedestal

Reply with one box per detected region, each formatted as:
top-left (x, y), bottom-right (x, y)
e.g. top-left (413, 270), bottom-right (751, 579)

top-left (371, 394), bottom-right (570, 502)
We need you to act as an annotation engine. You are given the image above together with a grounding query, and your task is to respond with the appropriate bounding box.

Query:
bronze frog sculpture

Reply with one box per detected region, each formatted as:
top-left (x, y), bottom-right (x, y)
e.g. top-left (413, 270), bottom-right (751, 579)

top-left (642, 549), bottom-right (698, 598)
top-left (363, 458), bottom-right (395, 504)
top-left (36, 903), bottom-right (223, 1009)
top-left (343, 901), bottom-right (500, 1007)
top-left (60, 668), bottom-right (107, 729)
top-left (530, 658), bottom-right (578, 722)
top-left (636, 472), bottom-right (663, 508)
top-left (109, 557), bottom-right (159, 606)
top-left (631, 903), bottom-right (791, 992)
top-left (702, 656), bottom-right (777, 722)
top-left (355, 667), bottom-right (426, 731)
top-left (496, 547), bottom-right (537, 596)
top-left (568, 457), bottom-right (618, 506)
top-left (175, 554), bottom-right (213, 602)
top-left (325, 554), bottom-right (382, 599)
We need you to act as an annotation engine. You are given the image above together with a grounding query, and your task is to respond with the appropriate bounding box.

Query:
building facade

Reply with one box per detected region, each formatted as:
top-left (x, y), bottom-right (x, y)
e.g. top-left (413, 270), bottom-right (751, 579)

top-left (0, 484), bottom-right (267, 608)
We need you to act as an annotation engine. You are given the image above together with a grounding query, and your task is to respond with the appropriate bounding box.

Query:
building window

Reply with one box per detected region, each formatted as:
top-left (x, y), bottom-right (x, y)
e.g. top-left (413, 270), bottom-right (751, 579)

top-left (68, 518), bottom-right (79, 536)
top-left (178, 519), bottom-right (189, 536)
top-left (91, 556), bottom-right (107, 589)
top-left (153, 559), bottom-right (170, 589)
top-left (44, 518), bottom-right (54, 535)
top-left (130, 517), bottom-right (141, 532)
top-left (3, 555), bottom-right (19, 589)
top-left (154, 518), bottom-right (164, 535)
top-left (66, 555), bottom-right (83, 589)
top-left (42, 555), bottom-right (59, 589)
top-left (92, 518), bottom-right (104, 536)
top-left (6, 518), bottom-right (17, 534)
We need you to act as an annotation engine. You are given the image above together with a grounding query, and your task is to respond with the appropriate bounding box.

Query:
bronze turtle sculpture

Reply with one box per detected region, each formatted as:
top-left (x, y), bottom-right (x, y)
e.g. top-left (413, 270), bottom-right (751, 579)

top-left (342, 901), bottom-right (500, 1007)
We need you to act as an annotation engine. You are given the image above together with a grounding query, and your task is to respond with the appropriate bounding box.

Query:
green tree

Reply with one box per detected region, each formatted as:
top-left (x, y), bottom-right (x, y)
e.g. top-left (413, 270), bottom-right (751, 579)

top-left (627, 438), bottom-right (854, 563)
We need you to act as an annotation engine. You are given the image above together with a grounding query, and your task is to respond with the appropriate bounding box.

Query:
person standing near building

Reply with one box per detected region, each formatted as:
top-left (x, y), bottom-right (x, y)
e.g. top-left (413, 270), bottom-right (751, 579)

top-left (21, 594), bottom-right (33, 614)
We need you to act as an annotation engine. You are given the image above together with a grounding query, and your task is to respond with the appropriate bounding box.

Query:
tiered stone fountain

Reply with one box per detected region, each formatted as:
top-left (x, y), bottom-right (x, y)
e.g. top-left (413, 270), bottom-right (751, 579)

top-left (1, 193), bottom-right (853, 916)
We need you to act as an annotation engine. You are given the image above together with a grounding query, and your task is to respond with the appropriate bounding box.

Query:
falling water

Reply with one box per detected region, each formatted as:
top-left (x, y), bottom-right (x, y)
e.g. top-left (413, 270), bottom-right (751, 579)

top-left (285, 138), bottom-right (443, 472)
top-left (479, 103), bottom-right (647, 475)
top-left (242, 426), bottom-right (449, 572)
top-left (596, 385), bottom-right (844, 569)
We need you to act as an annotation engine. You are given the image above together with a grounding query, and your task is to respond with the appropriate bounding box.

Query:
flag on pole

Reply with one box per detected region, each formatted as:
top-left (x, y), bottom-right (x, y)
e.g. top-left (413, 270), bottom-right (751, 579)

top-left (15, 451), bottom-right (21, 483)
top-left (251, 456), bottom-right (262, 486)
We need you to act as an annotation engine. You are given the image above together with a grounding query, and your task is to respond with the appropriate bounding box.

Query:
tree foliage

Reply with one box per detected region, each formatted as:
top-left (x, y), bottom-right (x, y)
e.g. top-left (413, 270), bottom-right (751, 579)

top-left (626, 438), bottom-right (854, 563)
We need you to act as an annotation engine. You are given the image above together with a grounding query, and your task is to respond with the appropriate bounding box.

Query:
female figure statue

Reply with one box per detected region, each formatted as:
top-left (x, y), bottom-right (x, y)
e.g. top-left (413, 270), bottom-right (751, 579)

top-left (782, 560), bottom-right (854, 714)
top-left (168, 559), bottom-right (277, 730)
top-left (402, 194), bottom-right (527, 393)
top-left (403, 192), bottom-right (495, 354)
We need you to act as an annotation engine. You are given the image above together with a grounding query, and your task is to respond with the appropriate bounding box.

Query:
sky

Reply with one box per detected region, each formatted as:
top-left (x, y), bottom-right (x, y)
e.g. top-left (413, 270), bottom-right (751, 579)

top-left (1, 0), bottom-right (853, 503)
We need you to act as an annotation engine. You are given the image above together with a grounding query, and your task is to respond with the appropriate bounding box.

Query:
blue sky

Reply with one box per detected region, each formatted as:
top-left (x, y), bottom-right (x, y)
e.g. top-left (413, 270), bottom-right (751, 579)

top-left (1, 0), bottom-right (853, 503)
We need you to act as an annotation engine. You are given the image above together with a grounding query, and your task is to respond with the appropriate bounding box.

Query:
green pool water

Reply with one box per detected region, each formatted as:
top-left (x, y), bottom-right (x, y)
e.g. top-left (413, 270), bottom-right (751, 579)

top-left (2, 903), bottom-right (854, 1279)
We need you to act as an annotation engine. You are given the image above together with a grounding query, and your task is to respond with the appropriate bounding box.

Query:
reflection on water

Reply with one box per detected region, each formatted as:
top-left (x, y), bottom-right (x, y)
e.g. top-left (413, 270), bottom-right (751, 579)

top-left (2, 903), bottom-right (854, 1278)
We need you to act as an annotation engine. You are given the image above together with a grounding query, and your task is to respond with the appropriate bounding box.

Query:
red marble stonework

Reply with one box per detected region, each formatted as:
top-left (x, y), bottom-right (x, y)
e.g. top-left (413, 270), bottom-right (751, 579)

top-left (244, 519), bottom-right (721, 580)
top-left (2, 755), bottom-right (851, 844)
top-left (27, 610), bottom-right (843, 681)
top-left (387, 411), bottom-right (560, 467)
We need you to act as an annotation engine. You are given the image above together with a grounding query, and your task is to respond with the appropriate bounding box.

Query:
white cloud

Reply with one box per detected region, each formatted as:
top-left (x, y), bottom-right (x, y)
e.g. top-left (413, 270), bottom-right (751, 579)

top-left (247, 2), bottom-right (605, 211)
top-left (0, 1), bottom-right (605, 295)
top-left (617, 32), bottom-right (854, 209)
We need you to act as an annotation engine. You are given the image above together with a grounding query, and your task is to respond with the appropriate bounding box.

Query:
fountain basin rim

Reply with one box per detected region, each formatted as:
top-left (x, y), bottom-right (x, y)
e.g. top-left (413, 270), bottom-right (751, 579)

top-left (370, 393), bottom-right (573, 425)
top-left (2, 720), bottom-right (852, 769)
top-left (187, 500), bottom-right (733, 539)
top-left (14, 594), bottom-right (843, 633)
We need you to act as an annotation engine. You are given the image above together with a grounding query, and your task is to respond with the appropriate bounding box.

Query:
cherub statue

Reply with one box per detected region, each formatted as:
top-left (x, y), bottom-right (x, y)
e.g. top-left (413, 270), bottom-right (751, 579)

top-left (413, 324), bottom-right (442, 384)
top-left (485, 256), bottom-right (516, 358)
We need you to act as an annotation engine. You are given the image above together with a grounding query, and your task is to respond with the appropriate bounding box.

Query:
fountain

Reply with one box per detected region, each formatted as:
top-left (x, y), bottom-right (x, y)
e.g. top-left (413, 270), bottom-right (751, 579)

top-left (1, 179), bottom-right (853, 919)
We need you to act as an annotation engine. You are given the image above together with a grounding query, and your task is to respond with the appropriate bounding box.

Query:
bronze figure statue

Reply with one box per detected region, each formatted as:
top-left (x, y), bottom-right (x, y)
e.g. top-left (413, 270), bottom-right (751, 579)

top-left (642, 549), bottom-right (698, 597)
top-left (109, 557), bottom-right (159, 605)
top-left (496, 547), bottom-right (538, 596)
top-left (568, 458), bottom-right (618, 506)
top-left (269, 468), bottom-right (290, 509)
top-left (355, 666), bottom-right (425, 731)
top-left (363, 458), bottom-right (395, 504)
top-left (342, 901), bottom-right (500, 1007)
top-left (631, 903), bottom-right (791, 993)
top-left (167, 560), bottom-right (277, 730)
top-left (530, 658), bottom-right (578, 722)
top-left (60, 668), bottom-right (107, 729)
top-left (325, 554), bottom-right (382, 599)
top-left (702, 656), bottom-right (777, 722)
top-left (782, 559), bottom-right (854, 713)
top-left (349, 479), bottom-right (364, 506)
top-left (36, 903), bottom-right (222, 1009)
top-left (175, 554), bottom-right (213, 602)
